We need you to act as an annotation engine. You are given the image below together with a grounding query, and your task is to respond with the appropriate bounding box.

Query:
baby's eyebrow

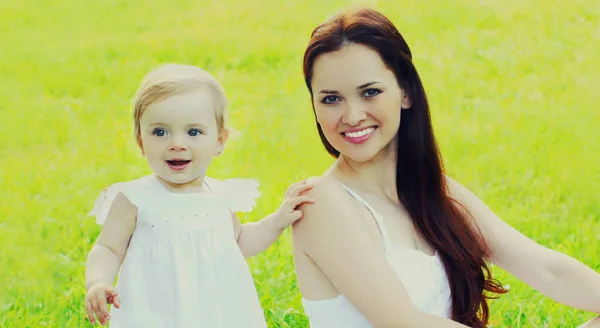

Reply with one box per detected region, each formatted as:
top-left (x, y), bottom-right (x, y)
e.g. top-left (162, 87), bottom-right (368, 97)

top-left (147, 122), bottom-right (209, 128)
top-left (186, 123), bottom-right (209, 128)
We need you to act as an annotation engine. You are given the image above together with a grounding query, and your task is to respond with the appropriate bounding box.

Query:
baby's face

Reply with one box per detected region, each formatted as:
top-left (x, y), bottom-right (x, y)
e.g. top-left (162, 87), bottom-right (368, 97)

top-left (138, 88), bottom-right (225, 190)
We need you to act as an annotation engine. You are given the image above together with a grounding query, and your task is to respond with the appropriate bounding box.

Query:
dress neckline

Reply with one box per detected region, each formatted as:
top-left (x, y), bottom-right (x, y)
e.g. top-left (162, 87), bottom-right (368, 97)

top-left (148, 174), bottom-right (214, 195)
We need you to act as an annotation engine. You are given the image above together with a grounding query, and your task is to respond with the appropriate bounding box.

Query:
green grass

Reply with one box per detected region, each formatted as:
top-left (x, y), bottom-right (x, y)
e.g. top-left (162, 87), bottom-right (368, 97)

top-left (1, 0), bottom-right (599, 327)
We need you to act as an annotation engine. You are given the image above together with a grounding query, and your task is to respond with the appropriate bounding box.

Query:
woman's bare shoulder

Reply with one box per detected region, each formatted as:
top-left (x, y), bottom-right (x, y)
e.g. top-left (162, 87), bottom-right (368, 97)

top-left (299, 175), bottom-right (352, 212)
top-left (291, 175), bottom-right (366, 251)
top-left (305, 175), bottom-right (346, 192)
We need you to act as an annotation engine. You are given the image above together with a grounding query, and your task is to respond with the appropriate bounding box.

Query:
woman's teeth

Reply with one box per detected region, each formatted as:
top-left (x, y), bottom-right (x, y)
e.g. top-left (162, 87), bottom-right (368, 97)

top-left (344, 127), bottom-right (375, 138)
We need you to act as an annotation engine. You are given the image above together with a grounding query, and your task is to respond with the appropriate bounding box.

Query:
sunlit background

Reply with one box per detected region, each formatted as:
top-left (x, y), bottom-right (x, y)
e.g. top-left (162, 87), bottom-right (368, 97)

top-left (1, 0), bottom-right (599, 327)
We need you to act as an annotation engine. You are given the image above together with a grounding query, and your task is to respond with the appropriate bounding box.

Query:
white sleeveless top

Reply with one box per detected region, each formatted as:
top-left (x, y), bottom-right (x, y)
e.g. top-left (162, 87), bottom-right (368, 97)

top-left (301, 184), bottom-right (452, 327)
top-left (88, 174), bottom-right (267, 328)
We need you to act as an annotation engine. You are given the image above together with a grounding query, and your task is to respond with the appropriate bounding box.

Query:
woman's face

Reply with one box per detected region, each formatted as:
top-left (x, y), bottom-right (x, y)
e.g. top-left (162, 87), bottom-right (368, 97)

top-left (310, 43), bottom-right (411, 163)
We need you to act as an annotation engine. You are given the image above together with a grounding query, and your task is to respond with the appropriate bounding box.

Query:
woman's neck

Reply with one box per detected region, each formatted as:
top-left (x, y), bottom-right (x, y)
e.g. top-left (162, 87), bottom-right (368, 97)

top-left (329, 149), bottom-right (399, 202)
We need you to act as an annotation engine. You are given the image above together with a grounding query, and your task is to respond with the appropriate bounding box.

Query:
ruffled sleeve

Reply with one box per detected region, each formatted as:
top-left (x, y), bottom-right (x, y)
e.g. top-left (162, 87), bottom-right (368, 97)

top-left (209, 178), bottom-right (261, 212)
top-left (88, 184), bottom-right (123, 225)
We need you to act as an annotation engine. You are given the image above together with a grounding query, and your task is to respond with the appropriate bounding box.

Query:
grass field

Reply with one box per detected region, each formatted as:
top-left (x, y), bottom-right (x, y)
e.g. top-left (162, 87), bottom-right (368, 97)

top-left (1, 0), bottom-right (599, 327)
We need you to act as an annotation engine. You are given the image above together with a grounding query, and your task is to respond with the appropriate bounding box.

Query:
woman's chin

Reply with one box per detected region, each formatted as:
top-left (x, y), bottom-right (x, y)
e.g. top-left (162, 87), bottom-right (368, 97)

top-left (340, 148), bottom-right (393, 164)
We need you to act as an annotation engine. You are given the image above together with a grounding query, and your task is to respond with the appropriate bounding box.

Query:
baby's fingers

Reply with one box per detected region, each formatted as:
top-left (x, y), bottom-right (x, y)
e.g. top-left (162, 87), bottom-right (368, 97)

top-left (285, 180), bottom-right (309, 196)
top-left (104, 286), bottom-right (120, 307)
top-left (95, 295), bottom-right (109, 325)
top-left (85, 299), bottom-right (96, 324)
top-left (110, 294), bottom-right (121, 309)
top-left (90, 296), bottom-right (105, 325)
top-left (289, 183), bottom-right (313, 198)
top-left (288, 209), bottom-right (304, 221)
top-left (286, 196), bottom-right (315, 208)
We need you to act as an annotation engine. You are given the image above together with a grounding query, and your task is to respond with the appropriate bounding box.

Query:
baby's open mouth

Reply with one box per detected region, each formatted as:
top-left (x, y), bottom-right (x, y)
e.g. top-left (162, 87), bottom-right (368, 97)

top-left (166, 160), bottom-right (191, 166)
top-left (166, 160), bottom-right (191, 171)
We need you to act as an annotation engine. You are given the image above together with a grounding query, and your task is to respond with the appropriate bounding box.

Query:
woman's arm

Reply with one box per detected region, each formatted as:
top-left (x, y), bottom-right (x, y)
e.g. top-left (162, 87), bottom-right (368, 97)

top-left (292, 176), bottom-right (469, 328)
top-left (447, 177), bottom-right (600, 313)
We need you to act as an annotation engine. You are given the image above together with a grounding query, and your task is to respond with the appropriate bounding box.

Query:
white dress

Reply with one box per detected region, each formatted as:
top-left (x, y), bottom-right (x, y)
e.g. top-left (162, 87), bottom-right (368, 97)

top-left (301, 183), bottom-right (453, 328)
top-left (89, 174), bottom-right (268, 328)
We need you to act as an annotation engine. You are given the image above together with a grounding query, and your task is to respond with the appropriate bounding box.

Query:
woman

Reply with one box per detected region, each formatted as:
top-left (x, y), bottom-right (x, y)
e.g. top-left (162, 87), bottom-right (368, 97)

top-left (291, 8), bottom-right (600, 328)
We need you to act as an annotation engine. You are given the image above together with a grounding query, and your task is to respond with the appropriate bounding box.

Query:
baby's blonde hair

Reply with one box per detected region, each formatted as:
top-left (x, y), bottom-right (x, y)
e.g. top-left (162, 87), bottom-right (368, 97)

top-left (133, 64), bottom-right (229, 144)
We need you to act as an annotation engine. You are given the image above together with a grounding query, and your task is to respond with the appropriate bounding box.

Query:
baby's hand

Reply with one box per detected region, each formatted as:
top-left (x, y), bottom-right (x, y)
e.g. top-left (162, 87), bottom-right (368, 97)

top-left (85, 282), bottom-right (120, 326)
top-left (273, 180), bottom-right (315, 230)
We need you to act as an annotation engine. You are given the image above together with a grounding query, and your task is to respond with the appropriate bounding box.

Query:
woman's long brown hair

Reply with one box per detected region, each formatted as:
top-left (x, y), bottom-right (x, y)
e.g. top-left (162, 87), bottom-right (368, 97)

top-left (302, 8), bottom-right (508, 327)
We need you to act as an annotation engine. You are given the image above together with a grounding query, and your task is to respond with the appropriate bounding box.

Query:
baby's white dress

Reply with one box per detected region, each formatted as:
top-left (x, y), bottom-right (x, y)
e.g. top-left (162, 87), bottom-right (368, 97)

top-left (89, 174), bottom-right (268, 328)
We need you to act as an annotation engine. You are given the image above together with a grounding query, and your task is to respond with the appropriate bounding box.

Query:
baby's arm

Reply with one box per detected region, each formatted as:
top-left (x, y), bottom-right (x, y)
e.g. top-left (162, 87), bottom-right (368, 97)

top-left (85, 192), bottom-right (137, 325)
top-left (232, 212), bottom-right (284, 257)
top-left (232, 180), bottom-right (314, 258)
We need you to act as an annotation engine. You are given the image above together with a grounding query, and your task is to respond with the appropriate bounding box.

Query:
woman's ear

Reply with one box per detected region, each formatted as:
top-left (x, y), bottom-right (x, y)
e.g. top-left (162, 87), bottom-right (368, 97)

top-left (401, 94), bottom-right (412, 109)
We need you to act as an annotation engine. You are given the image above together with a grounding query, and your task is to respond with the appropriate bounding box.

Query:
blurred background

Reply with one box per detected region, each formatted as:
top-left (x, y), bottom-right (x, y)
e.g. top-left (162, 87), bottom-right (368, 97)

top-left (0, 0), bottom-right (598, 327)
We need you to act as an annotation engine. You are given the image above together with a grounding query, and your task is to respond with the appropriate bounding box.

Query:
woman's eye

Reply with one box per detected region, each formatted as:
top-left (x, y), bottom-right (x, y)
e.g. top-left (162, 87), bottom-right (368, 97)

top-left (363, 89), bottom-right (381, 98)
top-left (152, 128), bottom-right (166, 137)
top-left (188, 129), bottom-right (202, 137)
top-left (321, 95), bottom-right (340, 104)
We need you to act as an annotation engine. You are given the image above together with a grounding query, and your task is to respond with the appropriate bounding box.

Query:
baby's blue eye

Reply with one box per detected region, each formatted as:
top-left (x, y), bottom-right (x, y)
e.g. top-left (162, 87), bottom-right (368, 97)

top-left (152, 128), bottom-right (166, 137)
top-left (188, 129), bottom-right (202, 137)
